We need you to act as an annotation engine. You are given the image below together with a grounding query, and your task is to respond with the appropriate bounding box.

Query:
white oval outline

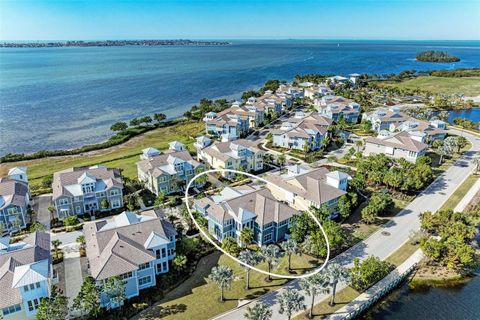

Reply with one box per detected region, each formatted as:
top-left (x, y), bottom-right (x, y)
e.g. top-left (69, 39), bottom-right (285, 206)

top-left (184, 168), bottom-right (330, 279)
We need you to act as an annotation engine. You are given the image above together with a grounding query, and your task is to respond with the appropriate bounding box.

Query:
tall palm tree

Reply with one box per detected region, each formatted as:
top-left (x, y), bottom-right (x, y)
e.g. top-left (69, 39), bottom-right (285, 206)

top-left (277, 288), bottom-right (306, 320)
top-left (261, 245), bottom-right (283, 281)
top-left (51, 239), bottom-right (62, 259)
top-left (240, 228), bottom-right (254, 248)
top-left (208, 265), bottom-right (234, 302)
top-left (299, 273), bottom-right (330, 319)
top-left (238, 250), bottom-right (263, 289)
top-left (244, 302), bottom-right (272, 320)
top-left (277, 154), bottom-right (286, 169)
top-left (280, 239), bottom-right (301, 272)
top-left (327, 264), bottom-right (349, 306)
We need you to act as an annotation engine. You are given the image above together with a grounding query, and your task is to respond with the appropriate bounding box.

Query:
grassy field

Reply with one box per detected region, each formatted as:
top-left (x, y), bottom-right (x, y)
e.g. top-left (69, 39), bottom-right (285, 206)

top-left (439, 174), bottom-right (479, 211)
top-left (380, 76), bottom-right (480, 96)
top-left (0, 121), bottom-right (204, 190)
top-left (136, 251), bottom-right (320, 320)
top-left (385, 241), bottom-right (419, 267)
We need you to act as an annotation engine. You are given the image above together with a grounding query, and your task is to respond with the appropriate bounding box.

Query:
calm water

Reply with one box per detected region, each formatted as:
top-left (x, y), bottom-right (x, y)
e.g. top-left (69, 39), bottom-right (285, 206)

top-left (363, 276), bottom-right (480, 320)
top-left (1, 40), bottom-right (480, 155)
top-left (449, 108), bottom-right (480, 123)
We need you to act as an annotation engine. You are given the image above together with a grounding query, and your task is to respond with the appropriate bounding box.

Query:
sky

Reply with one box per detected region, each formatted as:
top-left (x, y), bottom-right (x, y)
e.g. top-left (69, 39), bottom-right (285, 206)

top-left (0, 0), bottom-right (479, 41)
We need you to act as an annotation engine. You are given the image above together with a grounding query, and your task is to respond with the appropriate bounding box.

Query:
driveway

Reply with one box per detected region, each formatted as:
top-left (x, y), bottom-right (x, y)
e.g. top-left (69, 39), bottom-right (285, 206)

top-left (213, 128), bottom-right (480, 320)
top-left (51, 230), bottom-right (83, 249)
top-left (32, 194), bottom-right (52, 229)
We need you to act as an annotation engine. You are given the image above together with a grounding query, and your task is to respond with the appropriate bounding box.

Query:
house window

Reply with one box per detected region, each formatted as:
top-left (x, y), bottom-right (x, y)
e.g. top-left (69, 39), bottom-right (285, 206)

top-left (111, 199), bottom-right (121, 208)
top-left (82, 183), bottom-right (95, 194)
top-left (35, 282), bottom-right (40, 289)
top-left (6, 207), bottom-right (19, 215)
top-left (156, 250), bottom-right (161, 259)
top-left (110, 189), bottom-right (120, 196)
top-left (59, 198), bottom-right (69, 206)
top-left (162, 262), bottom-right (167, 270)
top-left (2, 304), bottom-right (21, 315)
top-left (138, 262), bottom-right (150, 270)
top-left (279, 220), bottom-right (288, 227)
top-left (27, 299), bottom-right (40, 312)
top-left (138, 276), bottom-right (152, 286)
top-left (263, 233), bottom-right (272, 243)
top-left (76, 206), bottom-right (81, 214)
top-left (161, 248), bottom-right (166, 258)
top-left (119, 272), bottom-right (133, 280)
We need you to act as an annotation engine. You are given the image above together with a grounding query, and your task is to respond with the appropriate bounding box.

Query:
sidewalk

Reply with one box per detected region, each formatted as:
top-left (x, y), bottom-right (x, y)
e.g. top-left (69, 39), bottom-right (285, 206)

top-left (326, 249), bottom-right (424, 320)
top-left (454, 177), bottom-right (480, 212)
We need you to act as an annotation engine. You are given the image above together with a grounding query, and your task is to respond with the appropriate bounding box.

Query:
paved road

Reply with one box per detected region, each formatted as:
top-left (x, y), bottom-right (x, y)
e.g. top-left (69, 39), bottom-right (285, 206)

top-left (51, 230), bottom-right (83, 248)
top-left (213, 128), bottom-right (480, 320)
top-left (64, 251), bottom-right (83, 311)
top-left (32, 194), bottom-right (52, 229)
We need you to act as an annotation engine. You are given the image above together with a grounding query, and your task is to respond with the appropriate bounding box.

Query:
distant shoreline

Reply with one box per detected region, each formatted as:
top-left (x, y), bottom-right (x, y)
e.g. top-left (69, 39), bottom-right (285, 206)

top-left (0, 39), bottom-right (231, 48)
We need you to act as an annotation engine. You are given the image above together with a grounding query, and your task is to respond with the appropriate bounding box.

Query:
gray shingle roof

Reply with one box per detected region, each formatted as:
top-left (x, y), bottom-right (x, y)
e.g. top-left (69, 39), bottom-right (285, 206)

top-left (0, 178), bottom-right (28, 210)
top-left (84, 210), bottom-right (176, 280)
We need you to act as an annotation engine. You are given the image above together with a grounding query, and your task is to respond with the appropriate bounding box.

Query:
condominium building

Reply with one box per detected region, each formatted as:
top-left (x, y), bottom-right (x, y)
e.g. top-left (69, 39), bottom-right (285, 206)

top-left (196, 138), bottom-right (264, 178)
top-left (0, 167), bottom-right (30, 234)
top-left (83, 209), bottom-right (176, 309)
top-left (194, 186), bottom-right (300, 245)
top-left (137, 144), bottom-right (205, 195)
top-left (362, 106), bottom-right (411, 132)
top-left (363, 131), bottom-right (429, 162)
top-left (315, 96), bottom-right (360, 123)
top-left (52, 165), bottom-right (124, 219)
top-left (0, 232), bottom-right (51, 319)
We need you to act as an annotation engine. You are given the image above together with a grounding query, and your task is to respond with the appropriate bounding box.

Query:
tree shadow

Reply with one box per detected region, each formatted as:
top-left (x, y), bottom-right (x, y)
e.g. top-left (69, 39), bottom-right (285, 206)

top-left (142, 304), bottom-right (187, 319)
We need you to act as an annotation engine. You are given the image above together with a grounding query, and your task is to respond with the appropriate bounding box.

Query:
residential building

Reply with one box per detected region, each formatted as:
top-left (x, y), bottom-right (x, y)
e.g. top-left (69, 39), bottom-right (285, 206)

top-left (0, 167), bottom-right (30, 234)
top-left (194, 186), bottom-right (300, 245)
top-left (203, 111), bottom-right (249, 141)
top-left (196, 139), bottom-right (264, 178)
top-left (265, 165), bottom-right (350, 217)
top-left (0, 232), bottom-right (51, 319)
top-left (216, 102), bottom-right (265, 129)
top-left (315, 96), bottom-right (360, 123)
top-left (52, 165), bottom-right (124, 219)
top-left (277, 84), bottom-right (304, 99)
top-left (390, 119), bottom-right (446, 144)
top-left (83, 209), bottom-right (176, 309)
top-left (362, 106), bottom-right (411, 132)
top-left (271, 112), bottom-right (333, 151)
top-left (363, 131), bottom-right (429, 162)
top-left (137, 144), bottom-right (205, 195)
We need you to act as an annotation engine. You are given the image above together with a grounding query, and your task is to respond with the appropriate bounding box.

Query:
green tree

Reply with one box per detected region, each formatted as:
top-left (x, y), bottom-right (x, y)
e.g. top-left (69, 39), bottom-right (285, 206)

top-left (129, 118), bottom-right (140, 127)
top-left (348, 256), bottom-right (394, 291)
top-left (455, 136), bottom-right (468, 153)
top-left (154, 192), bottom-right (167, 208)
top-left (261, 244), bottom-right (283, 280)
top-left (36, 286), bottom-right (68, 320)
top-left (221, 237), bottom-right (240, 256)
top-left (103, 276), bottom-right (126, 309)
top-left (209, 265), bottom-right (234, 302)
top-left (337, 195), bottom-right (352, 221)
top-left (110, 122), bottom-right (128, 132)
top-left (240, 228), bottom-right (254, 248)
top-left (327, 264), bottom-right (349, 306)
top-left (277, 154), bottom-right (286, 169)
top-left (277, 288), bottom-right (306, 320)
top-left (172, 255), bottom-right (188, 271)
top-left (473, 153), bottom-right (480, 173)
top-left (73, 276), bottom-right (101, 317)
top-left (238, 250), bottom-right (263, 289)
top-left (51, 240), bottom-right (62, 260)
top-left (244, 302), bottom-right (272, 320)
top-left (280, 239), bottom-right (301, 272)
top-left (153, 113), bottom-right (167, 123)
top-left (299, 273), bottom-right (330, 319)
top-left (355, 140), bottom-right (363, 152)
top-left (100, 198), bottom-right (110, 210)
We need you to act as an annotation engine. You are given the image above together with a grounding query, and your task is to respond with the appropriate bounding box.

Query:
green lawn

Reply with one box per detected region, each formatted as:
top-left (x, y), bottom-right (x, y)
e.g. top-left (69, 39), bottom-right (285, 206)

top-left (0, 121), bottom-right (204, 191)
top-left (439, 174), bottom-right (480, 211)
top-left (385, 241), bottom-right (419, 267)
top-left (136, 251), bottom-right (320, 320)
top-left (380, 76), bottom-right (480, 96)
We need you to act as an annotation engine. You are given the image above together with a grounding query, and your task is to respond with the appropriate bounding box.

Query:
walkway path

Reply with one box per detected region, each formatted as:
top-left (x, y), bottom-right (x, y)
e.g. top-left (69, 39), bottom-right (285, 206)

top-left (212, 128), bottom-right (480, 320)
top-left (327, 249), bottom-right (424, 320)
top-left (64, 250), bottom-right (83, 309)
top-left (454, 176), bottom-right (480, 212)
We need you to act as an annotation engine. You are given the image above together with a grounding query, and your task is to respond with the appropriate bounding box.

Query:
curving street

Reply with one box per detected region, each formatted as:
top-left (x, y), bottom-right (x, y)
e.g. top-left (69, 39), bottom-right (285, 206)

top-left (212, 128), bottom-right (480, 320)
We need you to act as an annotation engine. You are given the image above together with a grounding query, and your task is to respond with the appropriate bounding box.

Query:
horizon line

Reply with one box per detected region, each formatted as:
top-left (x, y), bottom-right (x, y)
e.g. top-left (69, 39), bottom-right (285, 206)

top-left (2, 38), bottom-right (480, 42)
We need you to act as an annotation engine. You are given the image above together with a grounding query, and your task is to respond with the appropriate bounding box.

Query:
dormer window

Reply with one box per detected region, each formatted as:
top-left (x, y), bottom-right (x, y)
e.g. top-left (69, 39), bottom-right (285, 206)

top-left (81, 183), bottom-right (95, 194)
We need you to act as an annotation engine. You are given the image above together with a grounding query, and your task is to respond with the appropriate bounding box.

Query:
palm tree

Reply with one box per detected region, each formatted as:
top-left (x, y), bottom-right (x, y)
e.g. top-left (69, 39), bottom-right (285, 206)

top-left (51, 239), bottom-right (62, 259)
top-left (277, 154), bottom-right (286, 169)
top-left (263, 153), bottom-right (274, 166)
top-left (299, 273), bottom-right (330, 319)
top-left (327, 264), bottom-right (349, 306)
top-left (355, 140), bottom-right (363, 152)
top-left (277, 288), bottom-right (306, 320)
top-left (280, 239), bottom-right (301, 272)
top-left (238, 250), bottom-right (263, 289)
top-left (244, 302), bottom-right (272, 320)
top-left (208, 265), bottom-right (234, 302)
top-left (261, 245), bottom-right (283, 281)
top-left (473, 153), bottom-right (480, 173)
top-left (240, 228), bottom-right (254, 248)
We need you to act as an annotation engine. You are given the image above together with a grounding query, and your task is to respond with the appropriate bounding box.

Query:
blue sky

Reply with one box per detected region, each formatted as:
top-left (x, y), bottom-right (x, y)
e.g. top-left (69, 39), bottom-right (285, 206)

top-left (1, 0), bottom-right (479, 40)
